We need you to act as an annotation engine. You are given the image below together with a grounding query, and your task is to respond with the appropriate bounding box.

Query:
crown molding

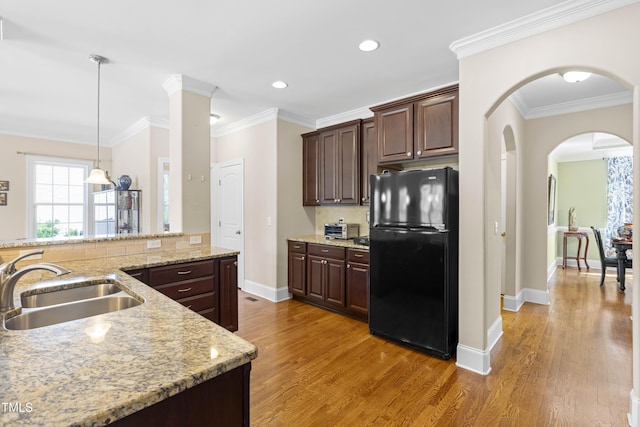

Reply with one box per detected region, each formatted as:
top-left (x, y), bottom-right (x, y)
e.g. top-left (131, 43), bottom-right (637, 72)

top-left (161, 74), bottom-right (216, 97)
top-left (316, 106), bottom-right (373, 129)
top-left (212, 108), bottom-right (316, 137)
top-left (277, 110), bottom-right (316, 129)
top-left (450, 0), bottom-right (640, 59)
top-left (110, 116), bottom-right (170, 146)
top-left (212, 108), bottom-right (279, 137)
top-left (510, 90), bottom-right (632, 119)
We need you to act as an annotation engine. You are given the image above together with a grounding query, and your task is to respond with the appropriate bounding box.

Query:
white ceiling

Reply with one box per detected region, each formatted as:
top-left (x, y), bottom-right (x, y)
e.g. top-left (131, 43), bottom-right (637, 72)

top-left (0, 0), bottom-right (634, 154)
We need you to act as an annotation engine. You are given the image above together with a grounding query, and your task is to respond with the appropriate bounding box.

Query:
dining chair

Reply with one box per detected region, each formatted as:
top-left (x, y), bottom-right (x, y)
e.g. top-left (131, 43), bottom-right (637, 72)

top-left (590, 226), bottom-right (631, 286)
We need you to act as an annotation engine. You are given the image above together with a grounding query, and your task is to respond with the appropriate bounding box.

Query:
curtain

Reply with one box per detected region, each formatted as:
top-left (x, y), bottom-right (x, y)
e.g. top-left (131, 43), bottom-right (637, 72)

top-left (606, 156), bottom-right (633, 256)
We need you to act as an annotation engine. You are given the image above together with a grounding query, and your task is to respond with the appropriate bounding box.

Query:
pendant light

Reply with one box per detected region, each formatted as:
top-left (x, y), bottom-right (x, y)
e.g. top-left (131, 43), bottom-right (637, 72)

top-left (85, 54), bottom-right (111, 185)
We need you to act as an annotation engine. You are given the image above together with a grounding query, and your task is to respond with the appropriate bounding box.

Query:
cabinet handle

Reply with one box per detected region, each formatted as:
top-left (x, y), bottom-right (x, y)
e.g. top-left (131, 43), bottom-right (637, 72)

top-left (316, 199), bottom-right (320, 203)
top-left (177, 270), bottom-right (192, 275)
top-left (178, 287), bottom-right (192, 293)
top-left (321, 249), bottom-right (329, 253)
top-left (347, 264), bottom-right (351, 269)
top-left (417, 150), bottom-right (422, 156)
top-left (407, 152), bottom-right (412, 157)
top-left (301, 256), bottom-right (305, 260)
top-left (294, 245), bottom-right (301, 249)
top-left (354, 254), bottom-right (363, 258)
top-left (362, 197), bottom-right (366, 202)
top-left (234, 261), bottom-right (238, 266)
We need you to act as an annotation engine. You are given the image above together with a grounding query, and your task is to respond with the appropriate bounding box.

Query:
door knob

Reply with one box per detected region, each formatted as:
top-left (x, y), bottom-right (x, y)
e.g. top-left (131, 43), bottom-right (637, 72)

top-left (235, 230), bottom-right (241, 235)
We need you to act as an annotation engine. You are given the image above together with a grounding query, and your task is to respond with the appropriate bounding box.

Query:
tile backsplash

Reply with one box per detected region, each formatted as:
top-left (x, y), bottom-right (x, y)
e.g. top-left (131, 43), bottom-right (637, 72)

top-left (315, 206), bottom-right (370, 236)
top-left (0, 233), bottom-right (211, 266)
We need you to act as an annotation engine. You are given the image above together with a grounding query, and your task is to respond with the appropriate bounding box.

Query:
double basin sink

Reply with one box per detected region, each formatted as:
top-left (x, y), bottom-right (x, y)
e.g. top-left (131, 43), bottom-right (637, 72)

top-left (3, 277), bottom-right (144, 331)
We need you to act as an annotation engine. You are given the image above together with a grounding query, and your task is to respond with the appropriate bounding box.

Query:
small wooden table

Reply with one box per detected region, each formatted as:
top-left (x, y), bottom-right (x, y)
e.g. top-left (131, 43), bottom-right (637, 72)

top-left (563, 231), bottom-right (590, 270)
top-left (612, 239), bottom-right (632, 291)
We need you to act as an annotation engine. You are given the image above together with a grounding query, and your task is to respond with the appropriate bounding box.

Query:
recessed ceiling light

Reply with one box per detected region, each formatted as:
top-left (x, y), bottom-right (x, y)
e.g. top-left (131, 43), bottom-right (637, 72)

top-left (561, 71), bottom-right (592, 83)
top-left (359, 40), bottom-right (379, 52)
top-left (272, 81), bottom-right (288, 89)
top-left (210, 114), bottom-right (221, 125)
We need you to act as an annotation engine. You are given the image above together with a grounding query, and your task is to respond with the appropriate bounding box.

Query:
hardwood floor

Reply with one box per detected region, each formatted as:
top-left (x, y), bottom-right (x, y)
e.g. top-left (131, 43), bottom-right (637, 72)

top-left (236, 268), bottom-right (632, 426)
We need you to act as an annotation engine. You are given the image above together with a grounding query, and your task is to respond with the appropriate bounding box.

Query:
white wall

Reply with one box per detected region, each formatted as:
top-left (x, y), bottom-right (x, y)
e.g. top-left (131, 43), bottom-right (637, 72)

top-left (457, 1), bottom-right (639, 388)
top-left (213, 119), bottom-right (279, 292)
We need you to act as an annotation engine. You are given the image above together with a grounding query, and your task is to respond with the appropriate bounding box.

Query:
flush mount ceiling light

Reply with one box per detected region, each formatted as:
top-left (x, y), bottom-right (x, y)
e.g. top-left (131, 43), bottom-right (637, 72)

top-left (85, 54), bottom-right (111, 185)
top-left (358, 39), bottom-right (379, 52)
top-left (561, 71), bottom-right (592, 83)
top-left (272, 81), bottom-right (288, 89)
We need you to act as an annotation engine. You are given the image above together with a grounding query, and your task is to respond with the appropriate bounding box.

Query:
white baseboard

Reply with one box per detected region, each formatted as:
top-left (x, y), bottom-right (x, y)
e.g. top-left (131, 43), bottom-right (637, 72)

top-left (243, 280), bottom-right (291, 303)
top-left (456, 344), bottom-right (492, 375)
top-left (629, 389), bottom-right (640, 426)
top-left (487, 316), bottom-right (503, 351)
top-left (503, 291), bottom-right (525, 312)
top-left (524, 287), bottom-right (550, 305)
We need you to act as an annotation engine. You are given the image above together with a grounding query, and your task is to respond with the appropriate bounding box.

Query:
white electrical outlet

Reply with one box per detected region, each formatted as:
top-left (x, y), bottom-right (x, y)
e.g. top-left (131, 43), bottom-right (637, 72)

top-left (267, 216), bottom-right (272, 226)
top-left (339, 217), bottom-right (344, 224)
top-left (146, 239), bottom-right (162, 249)
top-left (190, 235), bottom-right (202, 245)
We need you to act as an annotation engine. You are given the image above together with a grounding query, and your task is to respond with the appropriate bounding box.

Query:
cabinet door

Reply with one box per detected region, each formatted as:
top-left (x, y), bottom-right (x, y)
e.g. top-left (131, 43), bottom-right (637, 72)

top-left (325, 258), bottom-right (346, 308)
top-left (336, 124), bottom-right (360, 205)
top-left (360, 119), bottom-right (376, 205)
top-left (302, 133), bottom-right (321, 206)
top-left (320, 130), bottom-right (338, 204)
top-left (288, 251), bottom-right (306, 296)
top-left (219, 257), bottom-right (238, 332)
top-left (306, 255), bottom-right (325, 303)
top-left (346, 262), bottom-right (369, 318)
top-left (376, 103), bottom-right (413, 163)
top-left (414, 91), bottom-right (458, 159)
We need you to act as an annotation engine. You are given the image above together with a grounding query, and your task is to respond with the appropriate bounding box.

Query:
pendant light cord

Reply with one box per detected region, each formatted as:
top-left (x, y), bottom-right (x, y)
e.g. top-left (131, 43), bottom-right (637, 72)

top-left (96, 59), bottom-right (101, 168)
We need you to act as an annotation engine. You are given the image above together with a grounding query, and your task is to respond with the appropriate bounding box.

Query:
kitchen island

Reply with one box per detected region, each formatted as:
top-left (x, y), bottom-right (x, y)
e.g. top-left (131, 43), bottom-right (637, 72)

top-left (0, 247), bottom-right (257, 426)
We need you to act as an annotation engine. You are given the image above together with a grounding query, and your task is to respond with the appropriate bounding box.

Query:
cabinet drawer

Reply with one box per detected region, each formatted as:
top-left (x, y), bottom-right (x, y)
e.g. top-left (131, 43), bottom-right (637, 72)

top-left (347, 249), bottom-right (369, 264)
top-left (308, 243), bottom-right (345, 259)
top-left (288, 241), bottom-right (307, 254)
top-left (148, 260), bottom-right (215, 286)
top-left (177, 292), bottom-right (216, 312)
top-left (152, 277), bottom-right (214, 299)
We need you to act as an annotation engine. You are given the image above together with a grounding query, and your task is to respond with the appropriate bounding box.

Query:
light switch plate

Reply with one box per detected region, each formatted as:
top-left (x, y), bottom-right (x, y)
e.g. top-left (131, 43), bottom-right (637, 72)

top-left (189, 235), bottom-right (202, 244)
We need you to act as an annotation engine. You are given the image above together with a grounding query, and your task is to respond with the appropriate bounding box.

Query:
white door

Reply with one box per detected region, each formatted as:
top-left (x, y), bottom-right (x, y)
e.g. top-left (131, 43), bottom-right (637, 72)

top-left (212, 159), bottom-right (245, 289)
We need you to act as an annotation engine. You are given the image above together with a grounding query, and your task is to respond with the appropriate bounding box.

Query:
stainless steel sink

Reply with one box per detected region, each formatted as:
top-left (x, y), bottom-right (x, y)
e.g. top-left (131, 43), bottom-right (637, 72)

top-left (4, 293), bottom-right (143, 330)
top-left (21, 280), bottom-right (122, 308)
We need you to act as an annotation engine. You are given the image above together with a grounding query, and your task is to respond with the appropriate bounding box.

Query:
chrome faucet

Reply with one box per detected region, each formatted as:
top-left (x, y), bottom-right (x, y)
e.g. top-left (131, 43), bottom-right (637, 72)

top-left (0, 250), bottom-right (71, 313)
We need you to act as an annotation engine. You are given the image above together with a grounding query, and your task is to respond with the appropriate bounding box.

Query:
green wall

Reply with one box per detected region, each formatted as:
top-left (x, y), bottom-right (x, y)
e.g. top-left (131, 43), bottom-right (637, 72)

top-left (555, 159), bottom-right (608, 260)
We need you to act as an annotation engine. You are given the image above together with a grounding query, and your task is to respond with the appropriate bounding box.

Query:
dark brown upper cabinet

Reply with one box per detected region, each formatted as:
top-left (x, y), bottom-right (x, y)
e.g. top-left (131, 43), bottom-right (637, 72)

top-left (302, 131), bottom-right (321, 206)
top-left (319, 120), bottom-right (360, 205)
top-left (360, 118), bottom-right (377, 205)
top-left (372, 85), bottom-right (458, 165)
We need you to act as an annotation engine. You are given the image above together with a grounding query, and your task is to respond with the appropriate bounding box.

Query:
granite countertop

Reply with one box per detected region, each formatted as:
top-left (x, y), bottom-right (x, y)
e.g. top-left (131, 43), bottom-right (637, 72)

top-left (0, 247), bottom-right (257, 427)
top-left (288, 235), bottom-right (369, 250)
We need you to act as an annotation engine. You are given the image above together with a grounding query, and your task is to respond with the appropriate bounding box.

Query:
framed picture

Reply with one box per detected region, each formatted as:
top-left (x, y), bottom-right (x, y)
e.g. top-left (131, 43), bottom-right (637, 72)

top-left (548, 174), bottom-right (556, 225)
top-left (0, 181), bottom-right (8, 191)
top-left (0, 193), bottom-right (6, 206)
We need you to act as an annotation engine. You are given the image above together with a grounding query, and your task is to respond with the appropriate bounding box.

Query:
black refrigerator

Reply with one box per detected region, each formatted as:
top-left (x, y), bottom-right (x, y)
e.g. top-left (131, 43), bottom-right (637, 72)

top-left (369, 167), bottom-right (458, 359)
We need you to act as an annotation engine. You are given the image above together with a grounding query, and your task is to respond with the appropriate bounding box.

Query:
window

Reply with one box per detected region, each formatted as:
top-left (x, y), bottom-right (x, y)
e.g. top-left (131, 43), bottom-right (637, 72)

top-left (27, 156), bottom-right (91, 238)
top-left (158, 157), bottom-right (170, 232)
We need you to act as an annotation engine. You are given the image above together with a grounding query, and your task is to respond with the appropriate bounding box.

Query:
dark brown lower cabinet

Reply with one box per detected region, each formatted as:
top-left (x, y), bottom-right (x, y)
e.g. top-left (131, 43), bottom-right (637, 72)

top-left (346, 249), bottom-right (369, 318)
top-left (125, 256), bottom-right (238, 332)
top-left (288, 241), bottom-right (307, 296)
top-left (288, 241), bottom-right (368, 321)
top-left (219, 257), bottom-right (239, 332)
top-left (111, 362), bottom-right (251, 427)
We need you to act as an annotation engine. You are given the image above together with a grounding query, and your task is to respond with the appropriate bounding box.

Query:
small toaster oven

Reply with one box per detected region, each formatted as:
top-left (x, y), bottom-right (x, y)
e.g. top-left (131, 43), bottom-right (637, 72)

top-left (324, 223), bottom-right (359, 240)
